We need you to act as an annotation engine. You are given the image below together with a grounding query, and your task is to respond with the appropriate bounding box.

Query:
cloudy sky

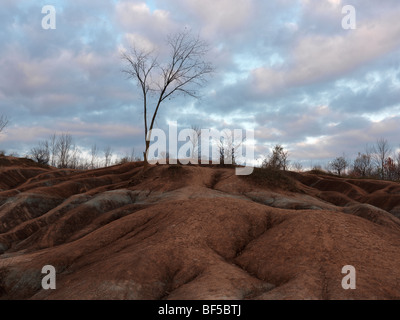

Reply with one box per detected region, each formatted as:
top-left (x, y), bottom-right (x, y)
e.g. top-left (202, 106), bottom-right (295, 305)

top-left (0, 0), bottom-right (400, 166)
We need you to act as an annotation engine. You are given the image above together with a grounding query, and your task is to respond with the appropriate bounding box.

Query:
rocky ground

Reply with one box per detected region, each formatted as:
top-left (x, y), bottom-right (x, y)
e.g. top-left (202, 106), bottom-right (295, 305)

top-left (0, 156), bottom-right (400, 300)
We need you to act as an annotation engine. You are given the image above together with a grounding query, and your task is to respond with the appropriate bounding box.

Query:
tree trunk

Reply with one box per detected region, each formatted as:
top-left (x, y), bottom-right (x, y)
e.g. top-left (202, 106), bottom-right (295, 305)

top-left (143, 139), bottom-right (150, 171)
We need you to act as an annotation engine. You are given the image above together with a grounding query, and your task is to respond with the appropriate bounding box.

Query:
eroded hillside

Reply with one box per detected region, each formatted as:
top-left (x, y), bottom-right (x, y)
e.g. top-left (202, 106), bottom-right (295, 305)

top-left (1, 157), bottom-right (400, 299)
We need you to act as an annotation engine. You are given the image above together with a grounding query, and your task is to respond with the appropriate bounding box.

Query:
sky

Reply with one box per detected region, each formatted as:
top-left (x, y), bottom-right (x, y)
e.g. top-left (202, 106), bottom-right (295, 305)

top-left (0, 0), bottom-right (400, 167)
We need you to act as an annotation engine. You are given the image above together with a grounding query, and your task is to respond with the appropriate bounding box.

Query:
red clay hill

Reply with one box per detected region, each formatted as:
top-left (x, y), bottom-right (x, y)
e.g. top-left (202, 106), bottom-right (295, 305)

top-left (1, 156), bottom-right (400, 300)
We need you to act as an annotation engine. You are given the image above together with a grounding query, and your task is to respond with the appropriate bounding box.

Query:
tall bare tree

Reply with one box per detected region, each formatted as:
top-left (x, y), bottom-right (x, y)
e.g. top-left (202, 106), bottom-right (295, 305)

top-left (122, 30), bottom-right (214, 165)
top-left (190, 125), bottom-right (202, 161)
top-left (90, 144), bottom-right (98, 169)
top-left (49, 133), bottom-right (58, 167)
top-left (57, 133), bottom-right (73, 168)
top-left (104, 146), bottom-right (112, 167)
top-left (69, 145), bottom-right (81, 169)
top-left (373, 138), bottom-right (392, 179)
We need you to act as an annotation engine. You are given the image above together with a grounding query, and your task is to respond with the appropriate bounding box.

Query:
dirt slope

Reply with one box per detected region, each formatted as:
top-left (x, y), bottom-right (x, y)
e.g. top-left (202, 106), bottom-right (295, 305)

top-left (1, 157), bottom-right (400, 300)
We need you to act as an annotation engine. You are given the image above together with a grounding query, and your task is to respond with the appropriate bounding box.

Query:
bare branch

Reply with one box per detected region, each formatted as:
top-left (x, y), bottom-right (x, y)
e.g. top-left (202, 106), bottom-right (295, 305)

top-left (104, 146), bottom-right (112, 167)
top-left (0, 115), bottom-right (9, 133)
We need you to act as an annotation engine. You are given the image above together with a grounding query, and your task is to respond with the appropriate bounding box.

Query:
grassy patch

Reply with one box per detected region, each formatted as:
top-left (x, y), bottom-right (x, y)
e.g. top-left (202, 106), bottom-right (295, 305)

top-left (307, 169), bottom-right (336, 177)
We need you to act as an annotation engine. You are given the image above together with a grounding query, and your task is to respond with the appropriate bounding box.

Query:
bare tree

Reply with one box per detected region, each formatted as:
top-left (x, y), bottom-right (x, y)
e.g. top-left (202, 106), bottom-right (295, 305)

top-left (280, 148), bottom-right (290, 171)
top-left (291, 162), bottom-right (303, 172)
top-left (0, 115), bottom-right (9, 134)
top-left (128, 147), bottom-right (136, 162)
top-left (31, 141), bottom-right (50, 165)
top-left (262, 144), bottom-right (290, 171)
top-left (373, 138), bottom-right (392, 179)
top-left (90, 144), bottom-right (98, 169)
top-left (312, 163), bottom-right (323, 171)
top-left (49, 133), bottom-right (59, 167)
top-left (353, 150), bottom-right (373, 177)
top-left (385, 156), bottom-right (397, 181)
top-left (217, 130), bottom-right (245, 165)
top-left (0, 115), bottom-right (9, 157)
top-left (395, 149), bottom-right (400, 181)
top-left (69, 145), bottom-right (81, 169)
top-left (57, 133), bottom-right (73, 168)
top-left (122, 30), bottom-right (214, 165)
top-left (117, 147), bottom-right (138, 164)
top-left (218, 137), bottom-right (226, 165)
top-left (329, 156), bottom-right (348, 176)
top-left (190, 125), bottom-right (202, 162)
top-left (104, 146), bottom-right (112, 167)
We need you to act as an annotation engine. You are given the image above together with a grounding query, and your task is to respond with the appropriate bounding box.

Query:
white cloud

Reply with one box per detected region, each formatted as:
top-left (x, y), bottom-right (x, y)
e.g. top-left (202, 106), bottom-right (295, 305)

top-left (251, 9), bottom-right (400, 95)
top-left (116, 1), bottom-right (176, 35)
top-left (176, 0), bottom-right (254, 35)
top-left (123, 33), bottom-right (156, 52)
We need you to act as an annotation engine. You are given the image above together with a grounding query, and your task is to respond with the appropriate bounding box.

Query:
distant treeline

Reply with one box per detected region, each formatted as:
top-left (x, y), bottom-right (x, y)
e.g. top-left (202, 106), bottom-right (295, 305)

top-left (263, 138), bottom-right (400, 182)
top-left (23, 133), bottom-right (141, 169)
top-left (2, 132), bottom-right (400, 182)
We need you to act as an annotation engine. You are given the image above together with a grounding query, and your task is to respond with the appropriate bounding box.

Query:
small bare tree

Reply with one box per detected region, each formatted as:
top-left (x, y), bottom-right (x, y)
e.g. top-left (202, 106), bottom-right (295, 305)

top-left (353, 149), bottom-right (373, 177)
top-left (0, 115), bottom-right (9, 134)
top-left (291, 162), bottom-right (303, 172)
top-left (122, 30), bottom-right (214, 165)
top-left (395, 149), bottom-right (400, 181)
top-left (104, 146), bottom-right (112, 167)
top-left (329, 156), bottom-right (348, 176)
top-left (90, 144), bottom-right (98, 169)
top-left (128, 147), bottom-right (136, 162)
top-left (262, 144), bottom-right (290, 171)
top-left (31, 141), bottom-right (50, 165)
top-left (217, 130), bottom-right (245, 165)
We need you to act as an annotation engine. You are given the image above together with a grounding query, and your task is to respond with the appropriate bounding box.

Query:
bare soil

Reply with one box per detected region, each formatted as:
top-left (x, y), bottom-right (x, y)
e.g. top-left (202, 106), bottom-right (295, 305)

top-left (1, 157), bottom-right (400, 300)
